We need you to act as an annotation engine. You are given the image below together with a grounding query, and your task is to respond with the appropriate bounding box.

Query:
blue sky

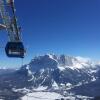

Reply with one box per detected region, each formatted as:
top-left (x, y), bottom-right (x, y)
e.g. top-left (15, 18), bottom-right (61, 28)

top-left (0, 0), bottom-right (100, 68)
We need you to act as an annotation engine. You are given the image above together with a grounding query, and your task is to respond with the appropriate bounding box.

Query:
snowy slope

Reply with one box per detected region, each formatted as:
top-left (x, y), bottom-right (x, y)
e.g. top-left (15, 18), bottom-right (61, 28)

top-left (21, 91), bottom-right (93, 100)
top-left (21, 92), bottom-right (63, 100)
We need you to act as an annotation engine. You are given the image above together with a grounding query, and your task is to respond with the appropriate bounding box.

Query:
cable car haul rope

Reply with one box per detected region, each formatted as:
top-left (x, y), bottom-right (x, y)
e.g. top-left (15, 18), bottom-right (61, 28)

top-left (0, 0), bottom-right (25, 58)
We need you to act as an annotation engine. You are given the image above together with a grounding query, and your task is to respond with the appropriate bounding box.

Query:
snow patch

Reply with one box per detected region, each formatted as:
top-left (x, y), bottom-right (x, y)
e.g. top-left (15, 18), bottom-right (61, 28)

top-left (28, 75), bottom-right (34, 82)
top-left (47, 54), bottom-right (58, 62)
top-left (26, 65), bottom-right (32, 76)
top-left (21, 92), bottom-right (63, 100)
top-left (89, 69), bottom-right (97, 74)
top-left (91, 76), bottom-right (96, 82)
top-left (33, 86), bottom-right (47, 91)
top-left (12, 87), bottom-right (31, 93)
top-left (52, 81), bottom-right (59, 89)
top-left (58, 66), bottom-right (66, 71)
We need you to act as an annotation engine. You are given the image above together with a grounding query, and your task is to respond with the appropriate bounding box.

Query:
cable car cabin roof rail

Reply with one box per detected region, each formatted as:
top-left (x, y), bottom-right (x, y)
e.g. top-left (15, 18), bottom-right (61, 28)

top-left (0, 24), bottom-right (6, 30)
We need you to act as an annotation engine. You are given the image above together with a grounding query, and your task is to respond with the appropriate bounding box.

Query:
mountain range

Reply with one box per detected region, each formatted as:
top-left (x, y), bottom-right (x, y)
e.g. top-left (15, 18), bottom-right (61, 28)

top-left (0, 54), bottom-right (100, 100)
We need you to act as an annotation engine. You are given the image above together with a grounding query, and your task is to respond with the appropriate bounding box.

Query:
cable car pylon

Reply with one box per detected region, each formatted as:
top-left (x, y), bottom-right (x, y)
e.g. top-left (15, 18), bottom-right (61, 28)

top-left (0, 0), bottom-right (25, 58)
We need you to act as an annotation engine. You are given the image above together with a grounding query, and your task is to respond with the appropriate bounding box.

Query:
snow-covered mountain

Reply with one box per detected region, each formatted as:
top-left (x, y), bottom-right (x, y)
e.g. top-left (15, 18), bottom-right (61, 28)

top-left (20, 54), bottom-right (99, 87)
top-left (18, 54), bottom-right (100, 96)
top-left (0, 54), bottom-right (100, 100)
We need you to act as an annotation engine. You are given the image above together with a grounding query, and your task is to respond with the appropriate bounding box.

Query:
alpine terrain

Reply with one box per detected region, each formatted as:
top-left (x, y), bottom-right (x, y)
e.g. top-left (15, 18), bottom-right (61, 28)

top-left (0, 54), bottom-right (100, 100)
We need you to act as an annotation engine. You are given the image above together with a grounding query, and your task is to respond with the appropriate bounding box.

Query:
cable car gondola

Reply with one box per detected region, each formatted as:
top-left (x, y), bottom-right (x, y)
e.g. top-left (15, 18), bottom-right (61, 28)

top-left (5, 42), bottom-right (25, 58)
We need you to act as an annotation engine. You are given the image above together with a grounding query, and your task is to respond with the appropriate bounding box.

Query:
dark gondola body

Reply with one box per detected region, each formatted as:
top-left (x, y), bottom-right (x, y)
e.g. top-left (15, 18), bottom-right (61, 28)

top-left (5, 42), bottom-right (25, 58)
